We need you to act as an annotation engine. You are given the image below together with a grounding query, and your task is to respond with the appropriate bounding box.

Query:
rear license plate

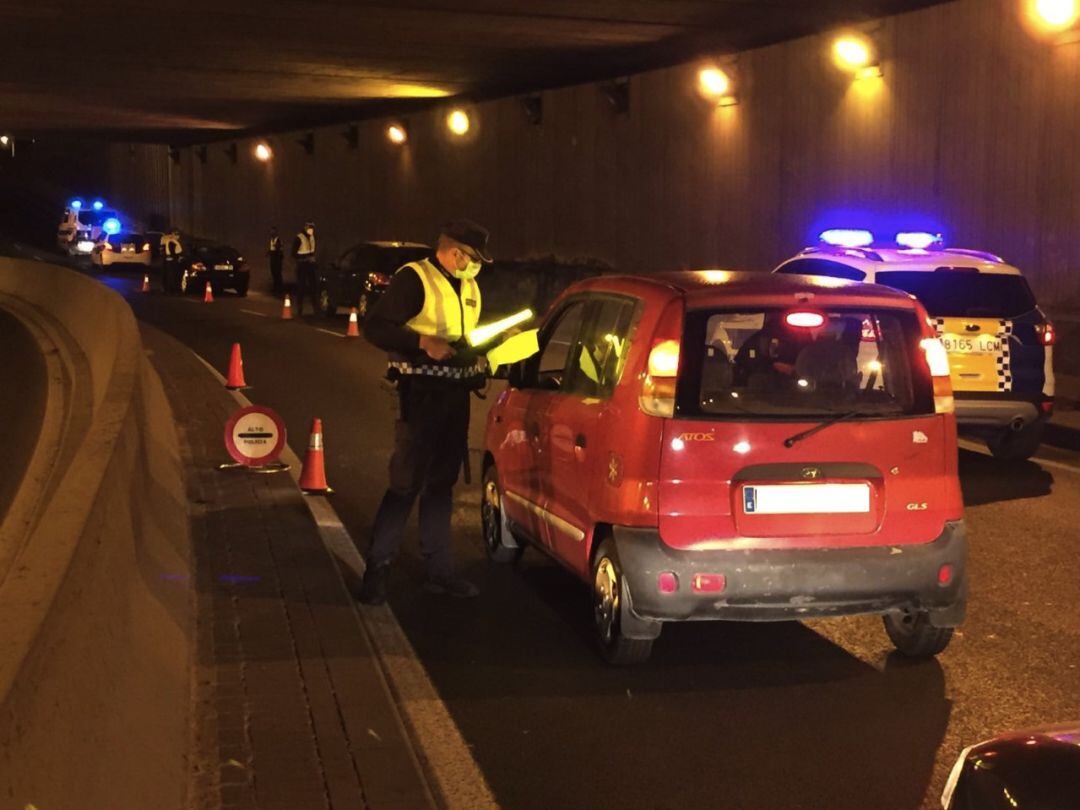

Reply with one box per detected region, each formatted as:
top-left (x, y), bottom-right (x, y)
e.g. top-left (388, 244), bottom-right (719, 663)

top-left (214, 263), bottom-right (232, 271)
top-left (941, 335), bottom-right (1001, 354)
top-left (743, 484), bottom-right (870, 515)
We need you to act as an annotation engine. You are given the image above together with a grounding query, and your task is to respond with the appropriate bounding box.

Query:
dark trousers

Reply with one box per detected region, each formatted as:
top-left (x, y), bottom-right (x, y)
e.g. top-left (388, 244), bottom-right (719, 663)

top-left (368, 378), bottom-right (470, 579)
top-left (295, 260), bottom-right (317, 314)
top-left (163, 257), bottom-right (180, 294)
top-left (269, 254), bottom-right (283, 294)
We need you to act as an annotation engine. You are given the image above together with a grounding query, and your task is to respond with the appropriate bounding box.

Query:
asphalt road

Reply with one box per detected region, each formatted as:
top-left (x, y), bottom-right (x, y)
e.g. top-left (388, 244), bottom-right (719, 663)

top-left (105, 269), bottom-right (1080, 810)
top-left (0, 304), bottom-right (47, 528)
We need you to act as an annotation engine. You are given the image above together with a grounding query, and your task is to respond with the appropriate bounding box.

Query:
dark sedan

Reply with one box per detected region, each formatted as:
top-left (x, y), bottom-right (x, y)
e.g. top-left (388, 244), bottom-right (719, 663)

top-left (181, 239), bottom-right (249, 296)
top-left (317, 240), bottom-right (429, 318)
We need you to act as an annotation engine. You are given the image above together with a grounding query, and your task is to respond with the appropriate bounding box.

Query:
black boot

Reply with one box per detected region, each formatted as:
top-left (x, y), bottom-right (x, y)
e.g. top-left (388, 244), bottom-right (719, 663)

top-left (357, 562), bottom-right (390, 605)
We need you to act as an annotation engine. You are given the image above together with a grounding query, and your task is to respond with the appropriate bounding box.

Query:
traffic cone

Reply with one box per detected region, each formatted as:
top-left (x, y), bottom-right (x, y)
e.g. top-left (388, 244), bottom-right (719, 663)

top-left (204, 281), bottom-right (214, 303)
top-left (281, 294), bottom-right (294, 320)
top-left (298, 418), bottom-right (332, 493)
top-left (140, 273), bottom-right (150, 293)
top-left (225, 343), bottom-right (247, 389)
top-left (346, 307), bottom-right (360, 337)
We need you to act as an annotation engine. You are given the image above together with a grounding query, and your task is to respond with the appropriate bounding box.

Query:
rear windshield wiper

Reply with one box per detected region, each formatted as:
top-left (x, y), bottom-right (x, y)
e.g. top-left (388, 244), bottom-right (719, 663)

top-left (784, 410), bottom-right (870, 448)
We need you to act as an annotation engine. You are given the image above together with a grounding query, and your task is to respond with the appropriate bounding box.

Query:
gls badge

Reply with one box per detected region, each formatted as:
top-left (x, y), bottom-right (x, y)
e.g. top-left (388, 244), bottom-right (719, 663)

top-left (906, 502), bottom-right (928, 511)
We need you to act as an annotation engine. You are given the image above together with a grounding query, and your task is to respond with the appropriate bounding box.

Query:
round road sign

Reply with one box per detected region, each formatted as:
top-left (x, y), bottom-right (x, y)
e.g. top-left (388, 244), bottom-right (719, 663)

top-left (224, 405), bottom-right (287, 467)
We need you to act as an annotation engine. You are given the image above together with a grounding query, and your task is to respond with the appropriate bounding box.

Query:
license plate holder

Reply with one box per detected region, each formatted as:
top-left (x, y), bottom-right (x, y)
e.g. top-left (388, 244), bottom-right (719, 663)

top-left (743, 483), bottom-right (871, 515)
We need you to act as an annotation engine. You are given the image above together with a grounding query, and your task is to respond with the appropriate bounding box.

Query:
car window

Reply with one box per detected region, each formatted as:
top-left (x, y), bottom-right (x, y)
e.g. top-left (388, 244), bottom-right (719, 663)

top-left (677, 307), bottom-right (934, 418)
top-left (875, 270), bottom-right (1037, 318)
top-left (776, 258), bottom-right (867, 282)
top-left (377, 248), bottom-right (429, 276)
top-left (530, 301), bottom-right (589, 391)
top-left (565, 297), bottom-right (639, 398)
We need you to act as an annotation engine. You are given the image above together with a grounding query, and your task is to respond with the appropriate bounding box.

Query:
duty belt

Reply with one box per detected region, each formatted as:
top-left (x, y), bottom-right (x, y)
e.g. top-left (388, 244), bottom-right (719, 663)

top-left (389, 361), bottom-right (483, 380)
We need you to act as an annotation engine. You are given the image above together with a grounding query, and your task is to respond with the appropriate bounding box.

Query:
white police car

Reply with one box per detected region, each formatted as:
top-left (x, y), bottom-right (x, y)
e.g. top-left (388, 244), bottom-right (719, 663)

top-left (775, 230), bottom-right (1054, 460)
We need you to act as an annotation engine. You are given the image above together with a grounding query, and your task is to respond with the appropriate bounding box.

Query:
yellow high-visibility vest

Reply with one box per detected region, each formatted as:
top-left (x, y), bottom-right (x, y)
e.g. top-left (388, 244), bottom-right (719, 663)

top-left (403, 258), bottom-right (481, 341)
top-left (161, 233), bottom-right (183, 256)
top-left (297, 232), bottom-right (316, 257)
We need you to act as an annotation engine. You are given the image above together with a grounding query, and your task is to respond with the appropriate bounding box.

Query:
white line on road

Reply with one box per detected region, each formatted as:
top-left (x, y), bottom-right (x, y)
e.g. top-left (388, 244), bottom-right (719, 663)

top-left (313, 327), bottom-right (346, 338)
top-left (958, 437), bottom-right (1080, 475)
top-left (240, 309), bottom-right (268, 318)
top-left (192, 350), bottom-right (498, 810)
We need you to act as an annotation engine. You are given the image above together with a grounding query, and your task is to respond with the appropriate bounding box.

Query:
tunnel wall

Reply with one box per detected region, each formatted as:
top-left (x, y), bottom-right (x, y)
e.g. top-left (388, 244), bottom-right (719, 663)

top-left (0, 260), bottom-right (191, 810)
top-left (108, 0), bottom-right (1080, 314)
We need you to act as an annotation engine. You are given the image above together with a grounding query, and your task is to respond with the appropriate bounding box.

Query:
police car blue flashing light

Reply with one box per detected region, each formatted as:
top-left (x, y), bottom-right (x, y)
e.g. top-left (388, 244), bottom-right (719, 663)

top-left (92, 199), bottom-right (105, 211)
top-left (70, 199), bottom-right (83, 210)
top-left (819, 229), bottom-right (874, 248)
top-left (895, 231), bottom-right (943, 250)
top-left (102, 217), bottom-right (122, 235)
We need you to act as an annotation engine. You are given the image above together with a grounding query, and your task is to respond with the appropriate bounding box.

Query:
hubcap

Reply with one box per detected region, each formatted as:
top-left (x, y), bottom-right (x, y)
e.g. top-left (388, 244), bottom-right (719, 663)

top-left (593, 558), bottom-right (619, 643)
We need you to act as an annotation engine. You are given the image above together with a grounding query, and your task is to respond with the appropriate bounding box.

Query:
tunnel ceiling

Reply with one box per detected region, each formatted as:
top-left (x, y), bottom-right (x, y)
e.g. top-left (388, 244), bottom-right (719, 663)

top-left (2, 0), bottom-right (943, 142)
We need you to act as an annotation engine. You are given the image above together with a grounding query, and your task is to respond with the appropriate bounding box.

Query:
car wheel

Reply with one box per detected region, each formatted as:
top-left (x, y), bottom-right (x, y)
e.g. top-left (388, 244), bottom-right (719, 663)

top-left (987, 419), bottom-right (1044, 461)
top-left (883, 609), bottom-right (953, 657)
top-left (319, 286), bottom-right (336, 317)
top-left (234, 278), bottom-right (249, 297)
top-left (480, 466), bottom-right (523, 563)
top-left (591, 539), bottom-right (654, 665)
top-left (357, 292), bottom-right (370, 320)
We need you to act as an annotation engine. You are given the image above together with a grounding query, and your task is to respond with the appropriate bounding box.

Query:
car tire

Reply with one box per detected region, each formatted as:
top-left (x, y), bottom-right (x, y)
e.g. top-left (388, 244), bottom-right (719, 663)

top-left (319, 286), bottom-right (336, 318)
top-left (234, 278), bottom-right (249, 297)
top-left (480, 466), bottom-right (523, 563)
top-left (986, 418), bottom-right (1044, 461)
top-left (883, 609), bottom-right (953, 657)
top-left (591, 539), bottom-right (654, 666)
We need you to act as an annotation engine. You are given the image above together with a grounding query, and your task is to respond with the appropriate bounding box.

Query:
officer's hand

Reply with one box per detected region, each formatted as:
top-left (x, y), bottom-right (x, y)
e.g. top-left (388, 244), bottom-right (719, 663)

top-left (419, 335), bottom-right (455, 361)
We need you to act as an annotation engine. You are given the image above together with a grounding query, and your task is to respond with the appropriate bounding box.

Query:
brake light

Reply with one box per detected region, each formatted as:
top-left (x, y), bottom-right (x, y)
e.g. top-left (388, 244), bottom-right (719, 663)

top-left (368, 271), bottom-right (392, 286)
top-left (640, 339), bottom-right (680, 417)
top-left (647, 340), bottom-right (680, 376)
top-left (191, 261), bottom-right (206, 271)
top-left (691, 573), bottom-right (726, 594)
top-left (1038, 321), bottom-right (1055, 346)
top-left (921, 338), bottom-right (954, 414)
top-left (142, 242), bottom-right (151, 251)
top-left (785, 310), bottom-right (825, 329)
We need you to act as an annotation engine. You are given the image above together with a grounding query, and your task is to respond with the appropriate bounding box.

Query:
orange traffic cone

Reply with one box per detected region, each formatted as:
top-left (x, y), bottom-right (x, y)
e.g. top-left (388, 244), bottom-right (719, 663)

top-left (140, 273), bottom-right (151, 293)
top-left (225, 343), bottom-right (247, 390)
top-left (281, 294), bottom-right (294, 320)
top-left (346, 308), bottom-right (360, 337)
top-left (204, 281), bottom-right (214, 303)
top-left (298, 418), bottom-right (332, 493)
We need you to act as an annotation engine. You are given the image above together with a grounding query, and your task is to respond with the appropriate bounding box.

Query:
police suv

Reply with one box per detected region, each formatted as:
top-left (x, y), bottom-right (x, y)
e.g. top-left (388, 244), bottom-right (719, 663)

top-left (775, 230), bottom-right (1054, 460)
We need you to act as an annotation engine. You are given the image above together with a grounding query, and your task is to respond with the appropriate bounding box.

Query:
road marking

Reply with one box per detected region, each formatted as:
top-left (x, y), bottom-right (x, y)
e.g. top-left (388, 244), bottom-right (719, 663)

top-left (314, 327), bottom-right (345, 338)
top-left (240, 308), bottom-right (268, 318)
top-left (192, 351), bottom-right (497, 810)
top-left (958, 437), bottom-right (1080, 475)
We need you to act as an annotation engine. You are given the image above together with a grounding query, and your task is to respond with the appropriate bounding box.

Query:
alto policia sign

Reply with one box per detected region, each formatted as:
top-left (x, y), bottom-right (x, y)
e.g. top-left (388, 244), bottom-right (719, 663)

top-left (223, 405), bottom-right (287, 468)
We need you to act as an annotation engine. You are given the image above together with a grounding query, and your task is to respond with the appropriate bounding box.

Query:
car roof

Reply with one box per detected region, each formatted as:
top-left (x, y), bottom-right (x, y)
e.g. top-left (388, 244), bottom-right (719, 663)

top-left (575, 270), bottom-right (922, 310)
top-left (779, 246), bottom-right (1023, 277)
top-left (365, 241), bottom-right (430, 249)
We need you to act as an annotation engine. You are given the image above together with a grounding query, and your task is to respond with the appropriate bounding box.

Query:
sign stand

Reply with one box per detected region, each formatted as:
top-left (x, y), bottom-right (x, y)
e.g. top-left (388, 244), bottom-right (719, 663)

top-left (220, 405), bottom-right (290, 474)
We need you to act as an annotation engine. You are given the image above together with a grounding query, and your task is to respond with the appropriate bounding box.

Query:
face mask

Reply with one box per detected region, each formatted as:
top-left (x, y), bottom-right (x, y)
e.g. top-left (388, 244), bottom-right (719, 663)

top-left (452, 259), bottom-right (481, 280)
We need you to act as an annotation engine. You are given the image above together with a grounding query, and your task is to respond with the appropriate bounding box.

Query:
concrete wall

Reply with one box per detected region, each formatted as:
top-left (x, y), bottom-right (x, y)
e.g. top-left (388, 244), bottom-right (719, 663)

top-left (0, 261), bottom-right (191, 810)
top-left (108, 0), bottom-right (1080, 310)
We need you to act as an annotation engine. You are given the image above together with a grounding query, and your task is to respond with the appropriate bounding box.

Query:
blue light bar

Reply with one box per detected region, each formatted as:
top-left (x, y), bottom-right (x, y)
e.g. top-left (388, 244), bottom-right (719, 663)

top-left (92, 199), bottom-right (105, 211)
top-left (102, 217), bottom-right (121, 235)
top-left (819, 229), bottom-right (874, 248)
top-left (896, 231), bottom-right (942, 250)
top-left (69, 198), bottom-right (83, 210)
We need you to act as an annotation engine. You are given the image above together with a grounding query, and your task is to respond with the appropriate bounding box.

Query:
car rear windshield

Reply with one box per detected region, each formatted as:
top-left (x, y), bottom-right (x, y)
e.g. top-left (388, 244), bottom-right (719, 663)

top-left (875, 270), bottom-right (1037, 318)
top-left (376, 247), bottom-right (429, 275)
top-left (115, 233), bottom-right (145, 243)
top-left (677, 307), bottom-right (934, 418)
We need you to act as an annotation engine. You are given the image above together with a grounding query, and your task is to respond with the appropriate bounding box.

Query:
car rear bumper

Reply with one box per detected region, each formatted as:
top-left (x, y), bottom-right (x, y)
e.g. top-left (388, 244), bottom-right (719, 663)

top-left (186, 269), bottom-right (247, 285)
top-left (954, 397), bottom-right (1046, 429)
top-left (614, 520), bottom-right (966, 627)
top-left (102, 254), bottom-right (152, 266)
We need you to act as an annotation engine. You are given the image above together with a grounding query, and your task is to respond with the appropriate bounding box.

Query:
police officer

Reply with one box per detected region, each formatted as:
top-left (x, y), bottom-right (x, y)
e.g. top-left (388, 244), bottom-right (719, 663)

top-left (357, 219), bottom-right (491, 604)
top-left (267, 226), bottom-right (284, 294)
top-left (292, 220), bottom-right (317, 315)
top-left (160, 228), bottom-right (184, 294)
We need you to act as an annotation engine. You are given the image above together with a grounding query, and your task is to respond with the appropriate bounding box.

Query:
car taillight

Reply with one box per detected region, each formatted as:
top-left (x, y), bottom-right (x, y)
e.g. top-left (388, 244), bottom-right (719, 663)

top-left (191, 261), bottom-right (206, 271)
top-left (921, 337), bottom-right (954, 414)
top-left (640, 339), bottom-right (680, 417)
top-left (103, 242), bottom-right (113, 251)
top-left (142, 242), bottom-right (150, 251)
top-left (368, 271), bottom-right (392, 286)
top-left (1037, 321), bottom-right (1055, 346)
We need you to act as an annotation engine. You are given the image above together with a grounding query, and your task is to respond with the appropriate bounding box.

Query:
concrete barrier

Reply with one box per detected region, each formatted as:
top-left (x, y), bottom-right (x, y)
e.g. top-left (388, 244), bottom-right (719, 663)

top-left (0, 259), bottom-right (191, 809)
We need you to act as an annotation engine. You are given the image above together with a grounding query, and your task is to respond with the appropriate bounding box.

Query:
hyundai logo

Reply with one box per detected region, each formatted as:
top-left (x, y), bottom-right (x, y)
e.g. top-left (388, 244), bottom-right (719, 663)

top-left (801, 467), bottom-right (821, 480)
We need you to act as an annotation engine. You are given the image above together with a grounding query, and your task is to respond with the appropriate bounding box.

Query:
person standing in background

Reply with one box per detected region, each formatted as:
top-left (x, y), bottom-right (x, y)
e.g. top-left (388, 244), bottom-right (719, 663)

top-left (267, 226), bottom-right (284, 294)
top-left (293, 220), bottom-right (317, 315)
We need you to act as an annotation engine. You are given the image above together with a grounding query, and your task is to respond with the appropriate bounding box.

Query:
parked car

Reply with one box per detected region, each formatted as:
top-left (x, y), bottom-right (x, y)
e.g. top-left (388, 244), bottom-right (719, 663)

top-left (90, 232), bottom-right (152, 269)
top-left (942, 723), bottom-right (1080, 809)
top-left (483, 270), bottom-right (966, 664)
top-left (180, 239), bottom-right (248, 296)
top-left (775, 231), bottom-right (1054, 459)
top-left (317, 241), bottom-right (430, 317)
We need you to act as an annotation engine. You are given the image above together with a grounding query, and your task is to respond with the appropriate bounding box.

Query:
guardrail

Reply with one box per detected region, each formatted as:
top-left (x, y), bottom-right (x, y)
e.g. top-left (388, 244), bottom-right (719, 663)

top-left (0, 259), bottom-right (190, 810)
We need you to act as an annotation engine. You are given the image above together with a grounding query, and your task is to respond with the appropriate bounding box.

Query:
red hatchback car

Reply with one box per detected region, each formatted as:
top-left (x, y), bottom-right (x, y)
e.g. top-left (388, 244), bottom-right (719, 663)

top-left (482, 271), bottom-right (967, 664)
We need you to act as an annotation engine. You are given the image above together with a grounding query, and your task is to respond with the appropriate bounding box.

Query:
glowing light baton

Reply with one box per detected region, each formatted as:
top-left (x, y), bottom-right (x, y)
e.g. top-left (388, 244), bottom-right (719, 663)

top-left (467, 308), bottom-right (534, 347)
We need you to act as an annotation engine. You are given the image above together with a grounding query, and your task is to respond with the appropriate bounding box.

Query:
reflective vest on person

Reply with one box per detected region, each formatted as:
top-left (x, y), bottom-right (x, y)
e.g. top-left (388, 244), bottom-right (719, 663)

top-left (269, 236), bottom-right (282, 253)
top-left (296, 231), bottom-right (316, 258)
top-left (161, 233), bottom-right (183, 258)
top-left (389, 258), bottom-right (483, 380)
